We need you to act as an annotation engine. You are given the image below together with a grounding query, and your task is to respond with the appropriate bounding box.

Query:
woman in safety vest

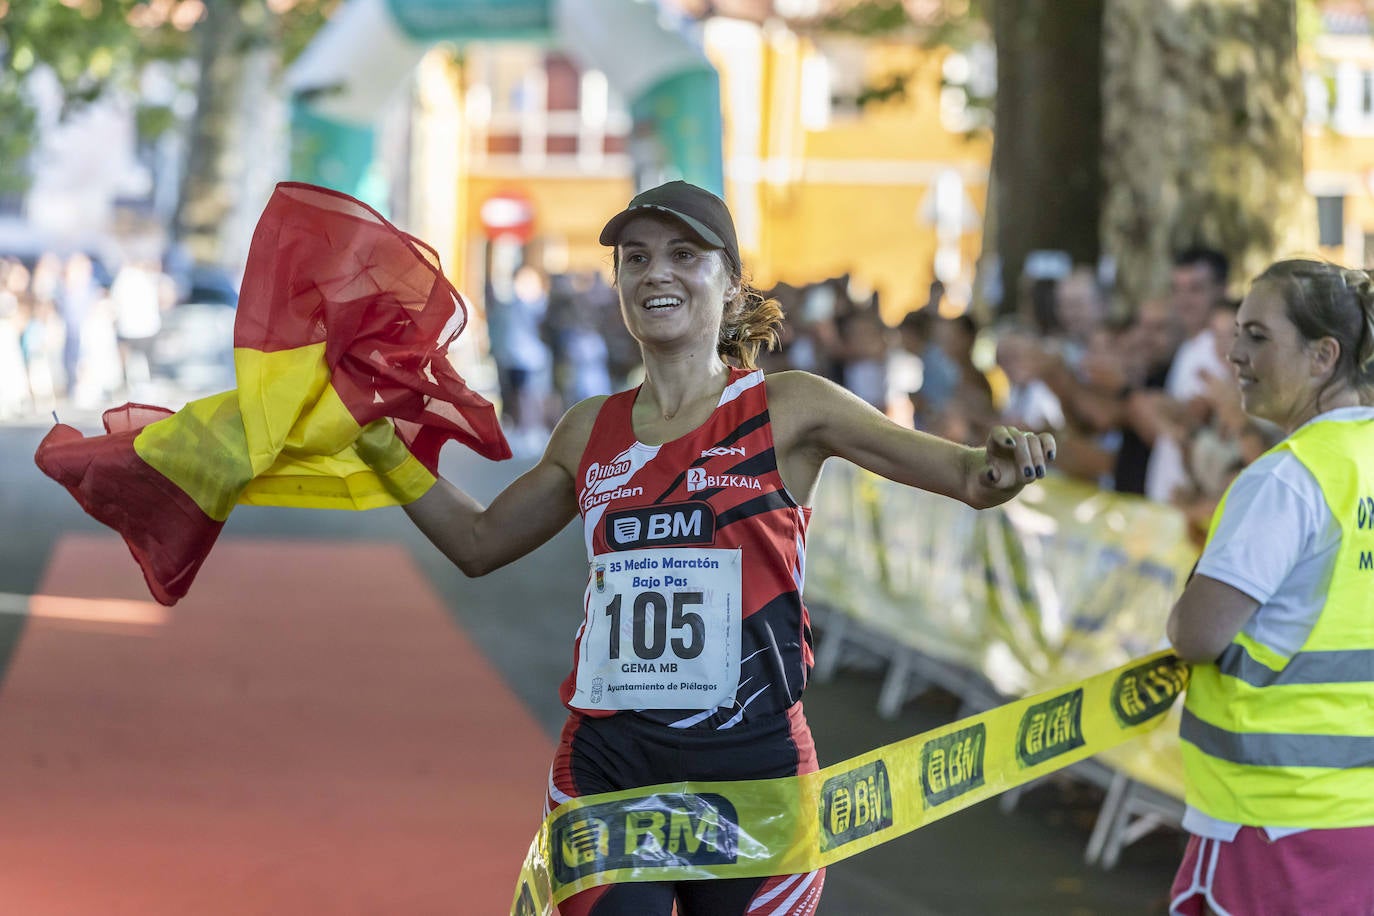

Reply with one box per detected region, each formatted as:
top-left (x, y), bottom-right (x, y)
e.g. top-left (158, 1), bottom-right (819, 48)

top-left (362, 181), bottom-right (1056, 915)
top-left (1166, 258), bottom-right (1374, 915)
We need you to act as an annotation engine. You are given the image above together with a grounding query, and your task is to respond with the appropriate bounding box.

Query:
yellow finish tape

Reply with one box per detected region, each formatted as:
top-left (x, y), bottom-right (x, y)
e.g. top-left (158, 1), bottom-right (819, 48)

top-left (511, 650), bottom-right (1189, 915)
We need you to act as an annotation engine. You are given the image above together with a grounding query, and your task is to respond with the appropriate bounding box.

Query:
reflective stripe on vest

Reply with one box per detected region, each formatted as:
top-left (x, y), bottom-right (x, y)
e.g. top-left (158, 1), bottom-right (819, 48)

top-left (1182, 416), bottom-right (1374, 828)
top-left (1216, 643), bottom-right (1374, 687)
top-left (1181, 707), bottom-right (1374, 769)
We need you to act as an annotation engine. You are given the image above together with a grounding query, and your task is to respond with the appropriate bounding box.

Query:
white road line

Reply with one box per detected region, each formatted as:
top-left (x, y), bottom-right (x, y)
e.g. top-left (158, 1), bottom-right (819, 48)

top-left (0, 592), bottom-right (168, 626)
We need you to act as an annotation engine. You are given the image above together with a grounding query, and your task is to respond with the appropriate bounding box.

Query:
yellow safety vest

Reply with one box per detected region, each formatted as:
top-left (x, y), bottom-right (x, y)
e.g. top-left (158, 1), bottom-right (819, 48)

top-left (1181, 415), bottom-right (1374, 828)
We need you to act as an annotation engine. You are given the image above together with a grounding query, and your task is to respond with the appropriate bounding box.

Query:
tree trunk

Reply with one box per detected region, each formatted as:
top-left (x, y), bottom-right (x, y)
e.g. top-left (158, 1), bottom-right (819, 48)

top-left (174, 0), bottom-right (283, 270)
top-left (1100, 0), bottom-right (1311, 310)
top-left (992, 0), bottom-right (1104, 320)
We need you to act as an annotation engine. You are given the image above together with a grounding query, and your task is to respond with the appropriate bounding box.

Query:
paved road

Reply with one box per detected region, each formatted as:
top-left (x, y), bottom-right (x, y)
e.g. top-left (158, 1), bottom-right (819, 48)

top-left (0, 418), bottom-right (1181, 914)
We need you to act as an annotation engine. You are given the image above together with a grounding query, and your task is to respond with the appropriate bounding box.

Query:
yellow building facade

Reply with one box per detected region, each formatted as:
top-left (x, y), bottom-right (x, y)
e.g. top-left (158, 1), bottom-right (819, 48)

top-left (407, 23), bottom-right (988, 327)
top-left (408, 8), bottom-right (1372, 332)
top-left (1304, 11), bottom-right (1374, 267)
top-left (706, 21), bottom-right (991, 322)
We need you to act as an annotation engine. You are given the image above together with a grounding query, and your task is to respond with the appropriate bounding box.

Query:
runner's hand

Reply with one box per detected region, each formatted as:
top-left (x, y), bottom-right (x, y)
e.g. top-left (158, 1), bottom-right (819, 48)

top-left (981, 425), bottom-right (1056, 489)
top-left (355, 418), bottom-right (403, 472)
top-left (354, 418), bottom-right (438, 504)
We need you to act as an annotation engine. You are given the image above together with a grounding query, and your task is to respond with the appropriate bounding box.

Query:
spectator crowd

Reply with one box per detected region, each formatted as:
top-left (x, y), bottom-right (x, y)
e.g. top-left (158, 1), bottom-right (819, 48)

top-left (0, 250), bottom-right (195, 421)
top-left (746, 247), bottom-right (1278, 545)
top-left (4, 237), bottom-right (1276, 540)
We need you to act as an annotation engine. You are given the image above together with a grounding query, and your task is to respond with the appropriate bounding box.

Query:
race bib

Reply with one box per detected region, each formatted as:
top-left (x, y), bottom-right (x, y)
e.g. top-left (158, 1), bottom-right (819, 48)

top-left (571, 547), bottom-right (742, 711)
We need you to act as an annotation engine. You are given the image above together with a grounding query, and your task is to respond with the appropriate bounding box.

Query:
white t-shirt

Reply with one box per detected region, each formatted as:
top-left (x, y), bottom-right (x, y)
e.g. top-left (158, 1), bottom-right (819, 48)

top-left (1146, 330), bottom-right (1231, 504)
top-left (1182, 406), bottom-right (1374, 841)
top-left (1003, 379), bottom-right (1064, 431)
top-left (1144, 434), bottom-right (1188, 503)
top-left (1167, 329), bottom-right (1228, 401)
top-left (111, 266), bottom-right (163, 340)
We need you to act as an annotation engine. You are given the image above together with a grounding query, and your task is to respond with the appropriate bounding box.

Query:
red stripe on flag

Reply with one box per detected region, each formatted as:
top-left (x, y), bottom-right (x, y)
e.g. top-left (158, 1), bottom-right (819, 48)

top-left (33, 413), bottom-right (224, 607)
top-left (233, 182), bottom-right (509, 463)
top-left (234, 184), bottom-right (463, 355)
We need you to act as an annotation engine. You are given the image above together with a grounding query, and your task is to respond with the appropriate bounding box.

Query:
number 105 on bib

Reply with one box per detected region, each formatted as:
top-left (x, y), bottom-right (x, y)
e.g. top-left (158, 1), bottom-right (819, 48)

top-left (571, 548), bottom-right (742, 710)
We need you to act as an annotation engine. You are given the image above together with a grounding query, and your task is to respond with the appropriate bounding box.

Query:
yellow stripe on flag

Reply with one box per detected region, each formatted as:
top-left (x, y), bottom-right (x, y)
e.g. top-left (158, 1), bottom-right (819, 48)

top-left (238, 450), bottom-right (435, 510)
top-left (133, 366), bottom-right (436, 517)
top-left (134, 391), bottom-right (254, 522)
top-left (234, 343), bottom-right (333, 476)
top-left (230, 345), bottom-right (436, 510)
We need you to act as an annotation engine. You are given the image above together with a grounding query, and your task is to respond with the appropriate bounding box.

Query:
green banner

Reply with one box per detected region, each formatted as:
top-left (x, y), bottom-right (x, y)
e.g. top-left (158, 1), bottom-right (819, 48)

top-left (287, 102), bottom-right (389, 211)
top-left (631, 69), bottom-right (725, 195)
top-left (385, 0), bottom-right (551, 41)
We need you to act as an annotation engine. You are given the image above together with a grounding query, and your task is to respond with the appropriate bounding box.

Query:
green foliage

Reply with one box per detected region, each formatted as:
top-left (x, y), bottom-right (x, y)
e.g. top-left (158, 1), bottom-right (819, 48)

top-left (818, 0), bottom-right (989, 49)
top-left (280, 0), bottom-right (341, 63)
top-left (1296, 0), bottom-right (1325, 47)
top-left (136, 103), bottom-right (179, 142)
top-left (854, 71), bottom-right (911, 108)
top-left (1, 1), bottom-right (185, 103)
top-left (814, 0), bottom-right (990, 122)
top-left (1, 0), bottom-right (188, 193)
top-left (820, 0), bottom-right (910, 36)
top-left (0, 77), bottom-right (36, 194)
top-left (0, 0), bottom-right (338, 193)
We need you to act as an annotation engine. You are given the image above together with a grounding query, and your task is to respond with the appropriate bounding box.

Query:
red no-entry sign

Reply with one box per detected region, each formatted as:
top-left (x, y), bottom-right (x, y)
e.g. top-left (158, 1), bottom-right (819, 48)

top-left (480, 191), bottom-right (536, 242)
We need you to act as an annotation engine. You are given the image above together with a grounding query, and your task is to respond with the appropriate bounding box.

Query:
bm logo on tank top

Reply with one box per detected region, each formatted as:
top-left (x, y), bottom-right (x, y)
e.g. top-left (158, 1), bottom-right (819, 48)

top-left (604, 501), bottom-right (716, 548)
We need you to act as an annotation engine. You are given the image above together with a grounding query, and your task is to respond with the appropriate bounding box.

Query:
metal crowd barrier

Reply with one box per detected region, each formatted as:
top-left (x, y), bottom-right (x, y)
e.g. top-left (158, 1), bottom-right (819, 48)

top-left (805, 463), bottom-right (1197, 868)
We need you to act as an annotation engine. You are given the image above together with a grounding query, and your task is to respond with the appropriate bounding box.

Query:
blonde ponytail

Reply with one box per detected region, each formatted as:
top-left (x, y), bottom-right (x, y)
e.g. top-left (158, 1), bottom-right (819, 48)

top-left (718, 283), bottom-right (783, 370)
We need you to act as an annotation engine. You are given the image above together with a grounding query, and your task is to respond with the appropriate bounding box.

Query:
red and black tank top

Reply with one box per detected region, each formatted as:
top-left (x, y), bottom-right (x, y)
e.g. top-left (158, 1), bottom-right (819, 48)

top-left (559, 367), bottom-right (815, 730)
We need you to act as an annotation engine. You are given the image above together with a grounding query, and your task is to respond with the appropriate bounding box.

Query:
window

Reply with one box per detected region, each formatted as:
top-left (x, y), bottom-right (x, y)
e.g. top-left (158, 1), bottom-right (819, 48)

top-left (800, 53), bottom-right (831, 131)
top-left (1317, 195), bottom-right (1345, 248)
top-left (940, 43), bottom-right (995, 133)
top-left (545, 53), bottom-right (580, 112)
top-left (482, 46), bottom-right (543, 121)
top-left (1333, 62), bottom-right (1374, 134)
top-left (1304, 69), bottom-right (1330, 124)
top-left (814, 38), bottom-right (868, 122)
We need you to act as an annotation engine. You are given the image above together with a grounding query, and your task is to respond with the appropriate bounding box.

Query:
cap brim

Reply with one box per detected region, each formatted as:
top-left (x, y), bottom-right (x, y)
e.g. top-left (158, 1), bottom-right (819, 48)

top-left (599, 204), bottom-right (727, 253)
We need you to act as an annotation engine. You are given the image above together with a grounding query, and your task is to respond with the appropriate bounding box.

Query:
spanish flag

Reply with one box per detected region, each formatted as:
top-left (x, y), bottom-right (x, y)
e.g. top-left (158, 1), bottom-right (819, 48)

top-left (34, 183), bottom-right (509, 605)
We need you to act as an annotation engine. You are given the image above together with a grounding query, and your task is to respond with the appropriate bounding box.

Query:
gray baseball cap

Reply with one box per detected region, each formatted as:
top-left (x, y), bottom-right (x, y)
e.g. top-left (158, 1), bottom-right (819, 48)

top-left (599, 180), bottom-right (739, 273)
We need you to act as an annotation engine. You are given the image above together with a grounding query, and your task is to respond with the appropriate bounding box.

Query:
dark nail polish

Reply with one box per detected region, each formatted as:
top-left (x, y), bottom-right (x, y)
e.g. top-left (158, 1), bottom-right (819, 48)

top-left (1035, 466), bottom-right (1045, 478)
top-left (1023, 467), bottom-right (1033, 478)
top-left (1047, 450), bottom-right (1056, 461)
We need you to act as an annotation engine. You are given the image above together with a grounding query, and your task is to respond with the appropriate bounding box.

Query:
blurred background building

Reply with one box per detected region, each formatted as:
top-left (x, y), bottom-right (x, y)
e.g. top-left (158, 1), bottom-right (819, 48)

top-left (282, 0), bottom-right (993, 324)
top-left (4, 0), bottom-right (1374, 367)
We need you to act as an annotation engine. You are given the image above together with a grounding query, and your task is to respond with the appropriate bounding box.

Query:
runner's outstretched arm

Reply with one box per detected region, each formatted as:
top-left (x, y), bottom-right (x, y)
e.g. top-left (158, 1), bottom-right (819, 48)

top-left (770, 370), bottom-right (1056, 510)
top-left (361, 398), bottom-right (599, 577)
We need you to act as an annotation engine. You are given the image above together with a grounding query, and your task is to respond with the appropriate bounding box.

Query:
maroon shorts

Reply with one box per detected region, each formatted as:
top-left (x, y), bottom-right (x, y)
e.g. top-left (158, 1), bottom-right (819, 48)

top-left (1170, 825), bottom-right (1374, 916)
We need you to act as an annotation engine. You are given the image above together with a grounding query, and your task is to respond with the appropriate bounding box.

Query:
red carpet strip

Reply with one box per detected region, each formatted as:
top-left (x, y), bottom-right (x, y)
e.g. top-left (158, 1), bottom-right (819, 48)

top-left (0, 535), bottom-right (551, 915)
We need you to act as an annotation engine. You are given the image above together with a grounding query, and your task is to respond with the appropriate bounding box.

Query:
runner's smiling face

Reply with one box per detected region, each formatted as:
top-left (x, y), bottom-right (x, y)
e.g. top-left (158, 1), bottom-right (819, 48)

top-left (614, 214), bottom-right (737, 354)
